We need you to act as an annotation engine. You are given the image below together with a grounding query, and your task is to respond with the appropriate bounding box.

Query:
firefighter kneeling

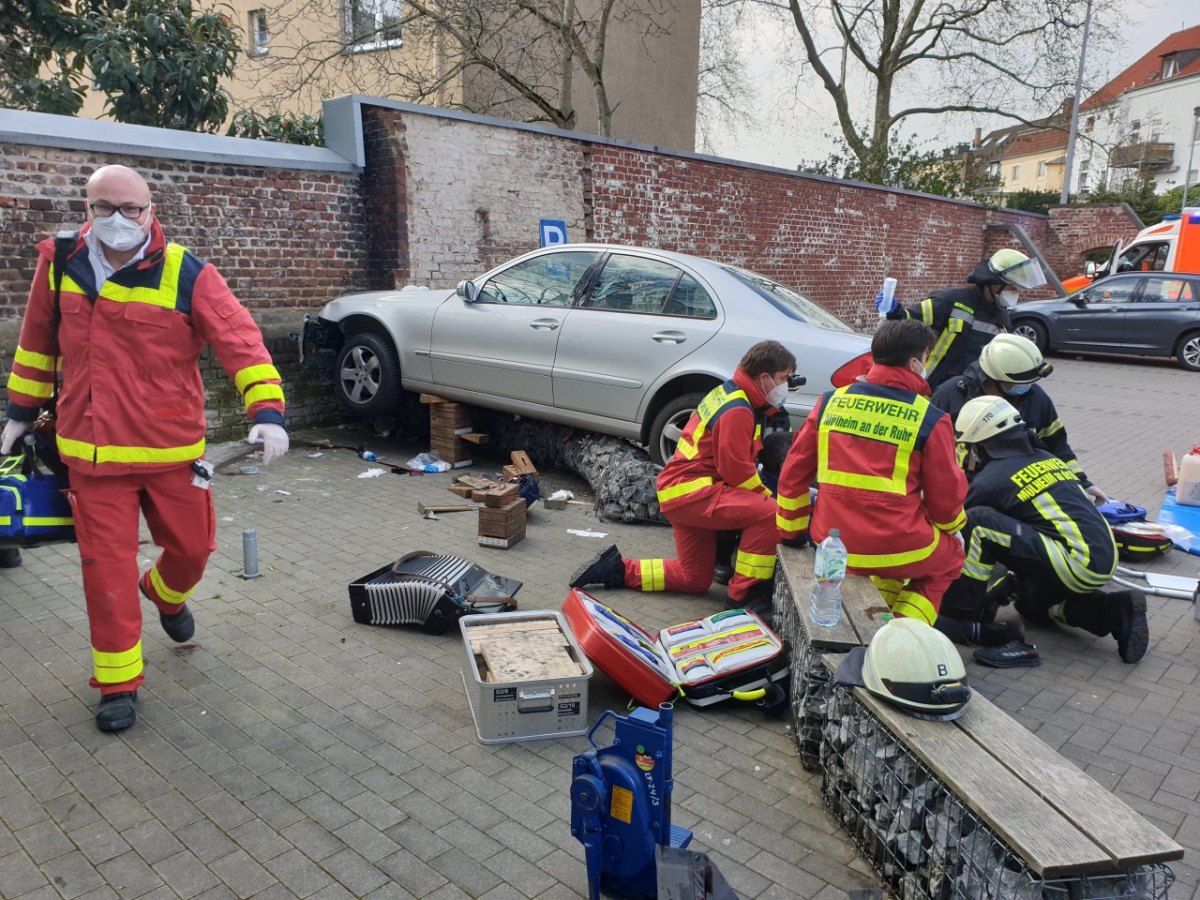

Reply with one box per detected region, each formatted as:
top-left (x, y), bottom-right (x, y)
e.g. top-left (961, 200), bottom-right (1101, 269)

top-left (937, 396), bottom-right (1149, 664)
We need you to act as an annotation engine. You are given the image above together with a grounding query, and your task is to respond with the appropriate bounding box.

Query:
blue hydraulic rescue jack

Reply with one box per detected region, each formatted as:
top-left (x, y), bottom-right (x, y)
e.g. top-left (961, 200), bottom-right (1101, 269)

top-left (570, 703), bottom-right (693, 899)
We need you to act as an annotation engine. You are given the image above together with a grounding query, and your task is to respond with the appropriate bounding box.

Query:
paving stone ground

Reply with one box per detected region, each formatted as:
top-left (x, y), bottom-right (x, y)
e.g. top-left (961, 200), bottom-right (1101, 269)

top-left (0, 353), bottom-right (1197, 899)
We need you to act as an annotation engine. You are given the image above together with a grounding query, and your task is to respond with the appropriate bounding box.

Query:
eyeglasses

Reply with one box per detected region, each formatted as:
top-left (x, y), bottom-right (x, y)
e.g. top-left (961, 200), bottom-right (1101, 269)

top-left (89, 202), bottom-right (150, 220)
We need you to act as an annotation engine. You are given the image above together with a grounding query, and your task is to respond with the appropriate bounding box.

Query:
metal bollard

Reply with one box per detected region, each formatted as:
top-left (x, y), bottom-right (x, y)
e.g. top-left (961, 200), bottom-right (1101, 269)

top-left (242, 528), bottom-right (261, 579)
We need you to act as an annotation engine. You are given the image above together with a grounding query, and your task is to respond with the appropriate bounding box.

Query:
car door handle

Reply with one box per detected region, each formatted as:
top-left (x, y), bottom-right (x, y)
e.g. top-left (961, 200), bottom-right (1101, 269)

top-left (652, 331), bottom-right (687, 344)
top-left (529, 319), bottom-right (560, 331)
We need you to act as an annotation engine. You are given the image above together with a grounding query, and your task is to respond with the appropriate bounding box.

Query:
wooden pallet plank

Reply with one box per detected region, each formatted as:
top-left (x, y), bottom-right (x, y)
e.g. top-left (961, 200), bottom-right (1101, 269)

top-left (777, 545), bottom-right (859, 649)
top-left (850, 682), bottom-right (1112, 877)
top-left (957, 700), bottom-right (1184, 867)
top-left (841, 576), bottom-right (891, 646)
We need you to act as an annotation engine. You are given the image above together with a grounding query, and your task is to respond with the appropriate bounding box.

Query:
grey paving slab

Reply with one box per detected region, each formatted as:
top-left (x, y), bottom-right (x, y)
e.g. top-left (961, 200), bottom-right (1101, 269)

top-left (2, 355), bottom-right (1199, 898)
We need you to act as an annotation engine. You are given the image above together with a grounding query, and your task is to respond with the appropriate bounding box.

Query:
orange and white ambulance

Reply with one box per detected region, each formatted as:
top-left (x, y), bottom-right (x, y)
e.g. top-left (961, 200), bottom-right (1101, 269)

top-left (1061, 207), bottom-right (1200, 293)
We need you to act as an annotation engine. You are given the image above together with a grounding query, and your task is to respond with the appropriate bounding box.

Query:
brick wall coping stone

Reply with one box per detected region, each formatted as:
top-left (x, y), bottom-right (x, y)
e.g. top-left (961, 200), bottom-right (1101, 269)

top-left (324, 93), bottom-right (1044, 215)
top-left (0, 107), bottom-right (359, 172)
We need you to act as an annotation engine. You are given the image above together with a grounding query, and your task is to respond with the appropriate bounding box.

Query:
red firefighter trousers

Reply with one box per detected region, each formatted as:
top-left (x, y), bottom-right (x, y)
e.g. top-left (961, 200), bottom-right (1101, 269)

top-left (623, 485), bottom-right (777, 602)
top-left (68, 465), bottom-right (216, 695)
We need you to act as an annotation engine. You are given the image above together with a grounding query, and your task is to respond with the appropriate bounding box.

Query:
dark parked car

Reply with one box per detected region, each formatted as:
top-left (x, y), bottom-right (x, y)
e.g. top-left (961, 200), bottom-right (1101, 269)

top-left (1011, 272), bottom-right (1200, 371)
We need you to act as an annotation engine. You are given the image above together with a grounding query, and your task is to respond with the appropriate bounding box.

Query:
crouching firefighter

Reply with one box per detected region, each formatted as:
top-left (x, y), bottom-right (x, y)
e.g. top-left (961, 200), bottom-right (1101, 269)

top-left (939, 396), bottom-right (1148, 663)
top-left (776, 320), bottom-right (967, 625)
top-left (570, 341), bottom-right (798, 619)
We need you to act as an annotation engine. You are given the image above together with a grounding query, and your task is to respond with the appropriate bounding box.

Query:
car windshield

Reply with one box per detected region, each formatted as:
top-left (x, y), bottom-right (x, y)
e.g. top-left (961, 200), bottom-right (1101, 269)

top-left (723, 266), bottom-right (853, 332)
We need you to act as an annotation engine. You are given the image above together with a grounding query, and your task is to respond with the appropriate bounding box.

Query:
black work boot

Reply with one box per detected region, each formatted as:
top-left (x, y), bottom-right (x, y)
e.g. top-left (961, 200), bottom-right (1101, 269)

top-left (569, 545), bottom-right (626, 589)
top-left (0, 547), bottom-right (22, 568)
top-left (936, 617), bottom-right (1025, 647)
top-left (713, 531), bottom-right (738, 586)
top-left (160, 605), bottom-right (195, 643)
top-left (96, 691), bottom-right (138, 733)
top-left (728, 578), bottom-right (776, 625)
top-left (1102, 589), bottom-right (1149, 664)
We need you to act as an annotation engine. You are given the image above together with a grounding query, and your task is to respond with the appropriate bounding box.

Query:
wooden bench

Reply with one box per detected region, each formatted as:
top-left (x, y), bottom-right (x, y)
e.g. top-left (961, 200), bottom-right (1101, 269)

top-left (774, 544), bottom-right (1184, 898)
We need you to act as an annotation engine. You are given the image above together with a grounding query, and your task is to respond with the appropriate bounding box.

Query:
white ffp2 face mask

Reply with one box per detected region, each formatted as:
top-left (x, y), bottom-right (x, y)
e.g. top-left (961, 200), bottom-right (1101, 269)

top-left (90, 212), bottom-right (147, 252)
top-left (763, 377), bottom-right (789, 408)
top-left (998, 288), bottom-right (1020, 309)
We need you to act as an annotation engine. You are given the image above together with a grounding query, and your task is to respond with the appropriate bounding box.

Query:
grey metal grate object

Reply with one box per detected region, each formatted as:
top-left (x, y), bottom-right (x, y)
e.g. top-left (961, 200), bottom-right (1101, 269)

top-left (820, 688), bottom-right (1174, 900)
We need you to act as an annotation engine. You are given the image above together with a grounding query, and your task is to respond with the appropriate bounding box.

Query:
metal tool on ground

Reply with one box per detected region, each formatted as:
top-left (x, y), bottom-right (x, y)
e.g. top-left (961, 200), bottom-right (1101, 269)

top-left (570, 704), bottom-right (692, 900)
top-left (1114, 566), bottom-right (1199, 599)
top-left (416, 502), bottom-right (475, 515)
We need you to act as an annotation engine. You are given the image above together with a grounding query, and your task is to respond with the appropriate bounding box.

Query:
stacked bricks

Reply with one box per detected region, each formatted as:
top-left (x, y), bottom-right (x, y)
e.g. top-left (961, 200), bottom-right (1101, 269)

top-left (478, 498), bottom-right (526, 549)
top-left (425, 397), bottom-right (475, 466)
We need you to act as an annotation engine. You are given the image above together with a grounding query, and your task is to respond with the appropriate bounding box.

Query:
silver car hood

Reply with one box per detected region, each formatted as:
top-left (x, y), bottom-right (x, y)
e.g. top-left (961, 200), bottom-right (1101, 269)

top-left (320, 286), bottom-right (456, 321)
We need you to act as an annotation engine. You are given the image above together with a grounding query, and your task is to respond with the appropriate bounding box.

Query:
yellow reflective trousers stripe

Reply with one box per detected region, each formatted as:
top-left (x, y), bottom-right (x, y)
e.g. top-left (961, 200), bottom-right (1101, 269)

top-left (657, 476), bottom-right (713, 503)
top-left (639, 559), bottom-right (665, 591)
top-left (891, 591), bottom-right (937, 625)
top-left (776, 512), bottom-right (809, 533)
top-left (734, 550), bottom-right (775, 581)
top-left (58, 436), bottom-right (206, 465)
top-left (149, 565), bottom-right (196, 606)
top-left (93, 641), bottom-right (143, 684)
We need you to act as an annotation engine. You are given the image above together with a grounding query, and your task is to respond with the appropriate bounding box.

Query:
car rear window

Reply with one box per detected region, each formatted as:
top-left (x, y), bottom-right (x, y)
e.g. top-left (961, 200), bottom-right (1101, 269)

top-left (723, 267), bottom-right (853, 332)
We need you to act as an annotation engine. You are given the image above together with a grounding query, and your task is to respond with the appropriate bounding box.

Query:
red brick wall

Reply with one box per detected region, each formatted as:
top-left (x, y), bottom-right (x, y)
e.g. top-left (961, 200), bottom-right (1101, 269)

top-left (1045, 203), bottom-right (1144, 275)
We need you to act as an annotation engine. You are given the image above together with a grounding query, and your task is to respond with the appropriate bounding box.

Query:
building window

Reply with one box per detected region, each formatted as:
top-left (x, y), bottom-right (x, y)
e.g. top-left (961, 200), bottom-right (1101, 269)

top-left (1163, 57), bottom-right (1178, 78)
top-left (1194, 117), bottom-right (1200, 142)
top-left (1037, 161), bottom-right (1047, 178)
top-left (1085, 116), bottom-right (1095, 133)
top-left (986, 161), bottom-right (1000, 179)
top-left (248, 10), bottom-right (268, 55)
top-left (1011, 165), bottom-right (1021, 182)
top-left (348, 0), bottom-right (403, 50)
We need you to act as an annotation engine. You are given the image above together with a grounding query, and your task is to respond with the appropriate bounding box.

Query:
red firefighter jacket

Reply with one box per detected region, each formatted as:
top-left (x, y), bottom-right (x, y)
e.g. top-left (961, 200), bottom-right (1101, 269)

top-left (775, 364), bottom-right (966, 570)
top-left (655, 369), bottom-right (779, 512)
top-left (5, 222), bottom-right (285, 476)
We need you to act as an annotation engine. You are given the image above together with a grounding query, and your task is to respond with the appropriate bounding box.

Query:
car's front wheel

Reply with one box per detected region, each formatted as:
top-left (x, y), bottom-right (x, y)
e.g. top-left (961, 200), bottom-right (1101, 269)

top-left (648, 392), bottom-right (705, 466)
top-left (1012, 319), bottom-right (1048, 353)
top-left (1177, 331), bottom-right (1200, 372)
top-left (335, 332), bottom-right (402, 416)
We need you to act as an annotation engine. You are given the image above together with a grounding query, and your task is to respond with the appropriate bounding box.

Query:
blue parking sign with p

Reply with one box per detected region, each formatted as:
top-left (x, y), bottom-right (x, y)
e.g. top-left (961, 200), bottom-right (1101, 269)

top-left (539, 219), bottom-right (568, 247)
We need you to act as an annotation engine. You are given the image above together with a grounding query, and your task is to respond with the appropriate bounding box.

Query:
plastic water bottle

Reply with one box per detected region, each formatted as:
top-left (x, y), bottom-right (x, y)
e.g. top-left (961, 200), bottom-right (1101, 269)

top-left (357, 448), bottom-right (378, 462)
top-left (878, 277), bottom-right (897, 318)
top-left (810, 529), bottom-right (847, 626)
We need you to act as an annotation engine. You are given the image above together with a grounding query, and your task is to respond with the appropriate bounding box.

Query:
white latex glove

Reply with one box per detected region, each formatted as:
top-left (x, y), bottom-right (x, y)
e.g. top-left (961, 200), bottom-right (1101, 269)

top-left (0, 419), bottom-right (31, 455)
top-left (1085, 484), bottom-right (1109, 505)
top-left (247, 423), bottom-right (289, 465)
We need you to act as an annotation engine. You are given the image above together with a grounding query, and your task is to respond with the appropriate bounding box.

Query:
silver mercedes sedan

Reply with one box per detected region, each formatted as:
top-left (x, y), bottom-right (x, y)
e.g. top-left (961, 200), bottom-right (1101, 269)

top-left (302, 244), bottom-right (872, 464)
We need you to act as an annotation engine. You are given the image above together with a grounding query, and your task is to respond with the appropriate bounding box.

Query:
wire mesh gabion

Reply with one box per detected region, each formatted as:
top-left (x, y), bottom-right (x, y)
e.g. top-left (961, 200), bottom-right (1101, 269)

top-left (774, 572), bottom-right (834, 771)
top-left (820, 688), bottom-right (1174, 900)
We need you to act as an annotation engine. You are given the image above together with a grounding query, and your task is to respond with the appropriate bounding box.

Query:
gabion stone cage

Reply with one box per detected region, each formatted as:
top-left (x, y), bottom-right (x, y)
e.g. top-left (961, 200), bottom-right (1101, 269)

top-left (821, 687), bottom-right (1174, 900)
top-left (774, 574), bottom-right (837, 771)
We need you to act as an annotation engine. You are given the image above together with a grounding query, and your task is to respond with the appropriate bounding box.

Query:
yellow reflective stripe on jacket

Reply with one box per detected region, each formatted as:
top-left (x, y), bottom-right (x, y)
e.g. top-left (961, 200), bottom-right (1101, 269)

top-left (934, 510), bottom-right (966, 533)
top-left (925, 327), bottom-right (956, 375)
top-left (817, 387), bottom-right (926, 495)
top-left (1038, 419), bottom-right (1064, 439)
top-left (93, 641), bottom-right (143, 684)
top-left (14, 346), bottom-right (57, 373)
top-left (918, 298), bottom-right (935, 326)
top-left (846, 532), bottom-right (940, 569)
top-left (149, 565), bottom-right (195, 606)
top-left (6, 373), bottom-right (54, 399)
top-left (54, 270), bottom-right (88, 296)
top-left (244, 384), bottom-right (285, 409)
top-left (1032, 493), bottom-right (1114, 591)
top-left (235, 363), bottom-right (282, 393)
top-left (639, 559), bottom-right (665, 591)
top-left (657, 476), bottom-right (713, 503)
top-left (676, 384), bottom-right (750, 460)
top-left (58, 436), bottom-right (206, 465)
top-left (99, 244), bottom-right (185, 308)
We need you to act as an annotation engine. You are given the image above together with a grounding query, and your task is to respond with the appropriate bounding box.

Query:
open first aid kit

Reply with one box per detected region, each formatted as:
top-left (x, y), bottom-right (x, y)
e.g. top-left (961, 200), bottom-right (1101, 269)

top-left (563, 588), bottom-right (789, 709)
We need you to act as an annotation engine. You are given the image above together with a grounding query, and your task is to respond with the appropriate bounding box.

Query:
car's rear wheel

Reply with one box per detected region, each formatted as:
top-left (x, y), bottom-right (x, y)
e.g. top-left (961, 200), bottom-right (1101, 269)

top-left (648, 392), bottom-right (705, 466)
top-left (1177, 331), bottom-right (1200, 372)
top-left (335, 332), bottom-right (402, 416)
top-left (1012, 319), bottom-right (1048, 353)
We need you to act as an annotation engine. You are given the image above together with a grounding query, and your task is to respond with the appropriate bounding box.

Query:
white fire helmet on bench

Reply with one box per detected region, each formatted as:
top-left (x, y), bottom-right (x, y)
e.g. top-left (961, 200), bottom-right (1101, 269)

top-left (861, 618), bottom-right (971, 721)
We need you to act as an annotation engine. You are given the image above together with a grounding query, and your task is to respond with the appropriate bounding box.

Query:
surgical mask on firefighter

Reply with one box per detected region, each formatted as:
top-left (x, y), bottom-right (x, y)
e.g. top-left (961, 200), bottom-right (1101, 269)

top-left (764, 378), bottom-right (789, 409)
top-left (90, 212), bottom-right (147, 252)
top-left (998, 288), bottom-right (1020, 309)
top-left (1005, 382), bottom-right (1033, 396)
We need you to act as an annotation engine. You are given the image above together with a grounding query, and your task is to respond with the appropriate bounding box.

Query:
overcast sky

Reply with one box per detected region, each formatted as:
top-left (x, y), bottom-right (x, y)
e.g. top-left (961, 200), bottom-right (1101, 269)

top-left (710, 0), bottom-right (1200, 170)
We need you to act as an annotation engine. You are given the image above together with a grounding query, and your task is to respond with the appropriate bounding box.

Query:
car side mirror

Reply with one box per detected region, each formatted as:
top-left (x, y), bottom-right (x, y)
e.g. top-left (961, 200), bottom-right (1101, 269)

top-left (456, 280), bottom-right (478, 303)
top-left (1085, 261), bottom-right (1097, 277)
top-left (1073, 296), bottom-right (1088, 308)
